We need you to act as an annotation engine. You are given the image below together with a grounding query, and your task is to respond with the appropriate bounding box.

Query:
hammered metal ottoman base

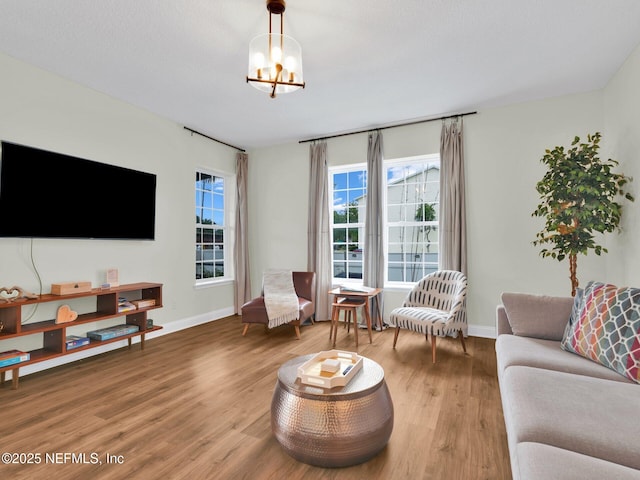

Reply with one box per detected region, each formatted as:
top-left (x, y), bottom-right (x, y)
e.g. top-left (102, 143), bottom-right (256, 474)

top-left (271, 355), bottom-right (394, 468)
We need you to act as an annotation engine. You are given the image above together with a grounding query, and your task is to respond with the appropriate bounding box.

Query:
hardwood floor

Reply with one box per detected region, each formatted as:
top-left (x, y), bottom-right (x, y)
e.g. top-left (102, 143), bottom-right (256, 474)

top-left (0, 316), bottom-right (511, 480)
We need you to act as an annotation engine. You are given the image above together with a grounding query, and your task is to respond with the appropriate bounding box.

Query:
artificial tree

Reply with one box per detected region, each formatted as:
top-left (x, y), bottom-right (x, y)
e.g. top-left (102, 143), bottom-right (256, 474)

top-left (532, 132), bottom-right (634, 296)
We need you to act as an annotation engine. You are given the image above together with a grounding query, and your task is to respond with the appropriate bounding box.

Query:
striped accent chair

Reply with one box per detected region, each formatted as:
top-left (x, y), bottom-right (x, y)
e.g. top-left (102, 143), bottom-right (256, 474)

top-left (390, 270), bottom-right (468, 363)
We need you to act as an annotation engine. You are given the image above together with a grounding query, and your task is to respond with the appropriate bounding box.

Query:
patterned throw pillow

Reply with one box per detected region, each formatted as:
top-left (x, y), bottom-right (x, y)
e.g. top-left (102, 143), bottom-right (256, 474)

top-left (561, 281), bottom-right (640, 384)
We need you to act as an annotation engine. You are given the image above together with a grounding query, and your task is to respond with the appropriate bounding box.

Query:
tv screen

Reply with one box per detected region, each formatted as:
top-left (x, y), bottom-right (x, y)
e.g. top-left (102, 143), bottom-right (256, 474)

top-left (0, 141), bottom-right (156, 240)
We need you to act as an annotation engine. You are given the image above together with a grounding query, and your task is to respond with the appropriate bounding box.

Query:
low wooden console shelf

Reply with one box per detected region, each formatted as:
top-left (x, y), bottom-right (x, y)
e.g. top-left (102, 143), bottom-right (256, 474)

top-left (0, 282), bottom-right (163, 390)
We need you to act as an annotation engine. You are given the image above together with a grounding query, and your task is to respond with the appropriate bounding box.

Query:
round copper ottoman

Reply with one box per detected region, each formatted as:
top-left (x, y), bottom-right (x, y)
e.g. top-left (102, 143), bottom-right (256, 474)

top-left (271, 354), bottom-right (394, 467)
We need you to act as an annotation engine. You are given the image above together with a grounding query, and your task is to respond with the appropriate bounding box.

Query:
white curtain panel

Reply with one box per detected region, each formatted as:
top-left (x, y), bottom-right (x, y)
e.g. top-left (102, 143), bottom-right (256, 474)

top-left (439, 119), bottom-right (467, 274)
top-left (234, 151), bottom-right (251, 313)
top-left (364, 130), bottom-right (385, 322)
top-left (307, 141), bottom-right (332, 321)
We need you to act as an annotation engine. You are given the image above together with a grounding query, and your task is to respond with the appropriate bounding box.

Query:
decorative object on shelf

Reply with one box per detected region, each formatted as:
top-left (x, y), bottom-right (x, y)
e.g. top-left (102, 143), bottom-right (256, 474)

top-left (56, 305), bottom-right (78, 324)
top-left (0, 322), bottom-right (3, 333)
top-left (106, 268), bottom-right (119, 288)
top-left (51, 282), bottom-right (92, 296)
top-left (246, 0), bottom-right (305, 98)
top-left (0, 286), bottom-right (38, 303)
top-left (532, 132), bottom-right (635, 296)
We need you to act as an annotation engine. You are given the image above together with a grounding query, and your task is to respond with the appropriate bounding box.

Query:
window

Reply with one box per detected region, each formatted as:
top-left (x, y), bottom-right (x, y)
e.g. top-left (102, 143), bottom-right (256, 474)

top-left (331, 166), bottom-right (367, 280)
top-left (329, 154), bottom-right (440, 285)
top-left (195, 169), bottom-right (233, 284)
top-left (386, 155), bottom-right (440, 283)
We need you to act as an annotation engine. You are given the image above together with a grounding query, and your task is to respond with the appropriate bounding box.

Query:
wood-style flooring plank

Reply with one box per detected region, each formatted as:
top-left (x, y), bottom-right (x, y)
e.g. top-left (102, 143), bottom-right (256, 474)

top-left (0, 316), bottom-right (511, 480)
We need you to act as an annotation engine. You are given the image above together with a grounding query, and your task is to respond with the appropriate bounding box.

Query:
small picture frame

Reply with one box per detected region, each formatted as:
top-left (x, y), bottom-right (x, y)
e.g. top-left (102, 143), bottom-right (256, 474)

top-left (106, 268), bottom-right (119, 288)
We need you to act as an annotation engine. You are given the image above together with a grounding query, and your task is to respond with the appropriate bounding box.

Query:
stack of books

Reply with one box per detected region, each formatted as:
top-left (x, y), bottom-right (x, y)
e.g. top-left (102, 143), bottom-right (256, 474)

top-left (0, 349), bottom-right (30, 368)
top-left (65, 335), bottom-right (90, 350)
top-left (117, 296), bottom-right (137, 313)
top-left (87, 324), bottom-right (139, 341)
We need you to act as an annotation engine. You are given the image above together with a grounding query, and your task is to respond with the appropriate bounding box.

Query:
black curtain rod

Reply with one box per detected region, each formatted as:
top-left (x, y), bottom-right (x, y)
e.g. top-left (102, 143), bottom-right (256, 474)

top-left (183, 127), bottom-right (246, 152)
top-left (298, 111), bottom-right (478, 144)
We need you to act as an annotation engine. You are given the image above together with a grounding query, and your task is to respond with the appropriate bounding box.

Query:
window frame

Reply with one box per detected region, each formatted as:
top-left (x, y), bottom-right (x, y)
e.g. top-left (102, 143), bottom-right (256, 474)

top-left (195, 167), bottom-right (236, 287)
top-left (329, 154), bottom-right (441, 288)
top-left (384, 154), bottom-right (441, 289)
top-left (329, 163), bottom-right (367, 284)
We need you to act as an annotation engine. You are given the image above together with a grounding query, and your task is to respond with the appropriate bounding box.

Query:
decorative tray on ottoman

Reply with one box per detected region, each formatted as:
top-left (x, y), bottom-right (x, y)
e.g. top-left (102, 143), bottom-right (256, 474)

top-left (297, 350), bottom-right (363, 388)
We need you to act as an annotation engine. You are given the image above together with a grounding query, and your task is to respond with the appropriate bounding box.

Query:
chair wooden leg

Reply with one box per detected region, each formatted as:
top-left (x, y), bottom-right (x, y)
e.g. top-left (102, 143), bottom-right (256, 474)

top-left (459, 330), bottom-right (467, 353)
top-left (431, 335), bottom-right (437, 364)
top-left (242, 324), bottom-right (250, 336)
top-left (294, 325), bottom-right (301, 340)
top-left (353, 309), bottom-right (358, 348)
top-left (364, 301), bottom-right (373, 344)
top-left (393, 326), bottom-right (400, 348)
top-left (330, 305), bottom-right (337, 340)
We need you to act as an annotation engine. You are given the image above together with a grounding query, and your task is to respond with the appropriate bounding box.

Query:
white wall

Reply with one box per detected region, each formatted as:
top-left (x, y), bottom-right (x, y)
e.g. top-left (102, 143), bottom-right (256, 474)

top-left (604, 42), bottom-right (640, 286)
top-left (0, 52), bottom-right (237, 362)
top-left (248, 91), bottom-right (612, 336)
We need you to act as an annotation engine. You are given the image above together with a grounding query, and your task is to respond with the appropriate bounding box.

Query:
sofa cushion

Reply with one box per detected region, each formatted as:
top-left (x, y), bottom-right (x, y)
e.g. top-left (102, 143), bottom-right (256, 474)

top-left (501, 292), bottom-right (573, 341)
top-left (495, 335), bottom-right (631, 383)
top-left (501, 366), bottom-right (640, 470)
top-left (516, 443), bottom-right (640, 480)
top-left (561, 281), bottom-right (640, 384)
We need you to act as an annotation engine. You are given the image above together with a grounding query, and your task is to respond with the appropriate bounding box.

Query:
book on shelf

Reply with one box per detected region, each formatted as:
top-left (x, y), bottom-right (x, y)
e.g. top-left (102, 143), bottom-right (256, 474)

top-left (86, 324), bottom-right (139, 341)
top-left (117, 296), bottom-right (137, 313)
top-left (65, 335), bottom-right (90, 350)
top-left (131, 298), bottom-right (156, 309)
top-left (0, 349), bottom-right (30, 368)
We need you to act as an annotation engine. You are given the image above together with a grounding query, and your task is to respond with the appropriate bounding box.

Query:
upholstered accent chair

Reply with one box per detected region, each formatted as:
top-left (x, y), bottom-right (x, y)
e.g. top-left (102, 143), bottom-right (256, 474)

top-left (240, 271), bottom-right (316, 339)
top-left (390, 270), bottom-right (468, 363)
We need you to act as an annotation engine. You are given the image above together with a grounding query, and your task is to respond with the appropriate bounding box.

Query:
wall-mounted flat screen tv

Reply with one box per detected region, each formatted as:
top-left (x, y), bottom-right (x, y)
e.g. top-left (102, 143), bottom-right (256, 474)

top-left (0, 141), bottom-right (156, 240)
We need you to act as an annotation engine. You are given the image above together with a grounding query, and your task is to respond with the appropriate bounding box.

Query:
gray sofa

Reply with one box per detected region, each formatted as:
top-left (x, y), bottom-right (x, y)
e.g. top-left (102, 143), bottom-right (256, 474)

top-left (495, 292), bottom-right (640, 480)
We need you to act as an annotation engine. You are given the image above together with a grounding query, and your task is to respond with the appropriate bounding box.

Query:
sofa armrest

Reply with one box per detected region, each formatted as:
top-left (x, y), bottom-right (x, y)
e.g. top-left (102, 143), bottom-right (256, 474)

top-left (496, 305), bottom-right (513, 336)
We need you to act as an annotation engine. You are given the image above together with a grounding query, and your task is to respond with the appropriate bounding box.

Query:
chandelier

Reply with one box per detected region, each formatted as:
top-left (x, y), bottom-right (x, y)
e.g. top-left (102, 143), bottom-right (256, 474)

top-left (246, 0), bottom-right (305, 98)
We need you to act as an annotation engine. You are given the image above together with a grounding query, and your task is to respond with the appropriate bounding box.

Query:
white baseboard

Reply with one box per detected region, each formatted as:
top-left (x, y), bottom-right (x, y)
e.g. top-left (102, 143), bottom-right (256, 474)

top-left (7, 306), bottom-right (235, 380)
top-left (468, 324), bottom-right (496, 339)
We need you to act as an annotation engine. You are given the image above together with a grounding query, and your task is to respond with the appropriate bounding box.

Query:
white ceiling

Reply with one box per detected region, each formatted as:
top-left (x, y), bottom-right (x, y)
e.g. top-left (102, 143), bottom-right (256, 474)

top-left (1, 1), bottom-right (640, 150)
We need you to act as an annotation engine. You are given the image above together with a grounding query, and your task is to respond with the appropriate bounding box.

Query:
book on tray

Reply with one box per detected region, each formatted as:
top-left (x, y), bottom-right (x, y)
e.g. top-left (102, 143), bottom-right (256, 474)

top-left (86, 324), bottom-right (139, 341)
top-left (65, 335), bottom-right (90, 350)
top-left (0, 349), bottom-right (30, 368)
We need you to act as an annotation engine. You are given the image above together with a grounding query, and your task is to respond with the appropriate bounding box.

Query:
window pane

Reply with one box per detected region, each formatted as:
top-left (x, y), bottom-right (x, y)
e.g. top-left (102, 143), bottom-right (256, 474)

top-left (213, 210), bottom-right (224, 226)
top-left (348, 170), bottom-right (366, 189)
top-left (333, 261), bottom-right (346, 278)
top-left (333, 208), bottom-right (347, 225)
top-left (203, 262), bottom-right (214, 278)
top-left (202, 244), bottom-right (214, 261)
top-left (215, 229), bottom-right (224, 244)
top-left (333, 228), bottom-right (346, 243)
top-left (213, 193), bottom-right (224, 210)
top-left (333, 173), bottom-right (347, 190)
top-left (196, 169), bottom-right (227, 283)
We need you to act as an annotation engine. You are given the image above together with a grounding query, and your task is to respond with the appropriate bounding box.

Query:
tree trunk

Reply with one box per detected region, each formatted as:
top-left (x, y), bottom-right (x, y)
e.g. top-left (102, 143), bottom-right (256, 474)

top-left (569, 254), bottom-right (578, 297)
